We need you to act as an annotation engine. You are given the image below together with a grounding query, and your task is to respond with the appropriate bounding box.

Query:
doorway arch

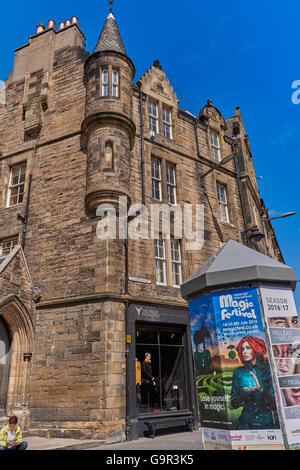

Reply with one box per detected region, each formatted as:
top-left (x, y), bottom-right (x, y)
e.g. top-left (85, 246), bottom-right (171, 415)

top-left (0, 316), bottom-right (11, 416)
top-left (0, 295), bottom-right (34, 417)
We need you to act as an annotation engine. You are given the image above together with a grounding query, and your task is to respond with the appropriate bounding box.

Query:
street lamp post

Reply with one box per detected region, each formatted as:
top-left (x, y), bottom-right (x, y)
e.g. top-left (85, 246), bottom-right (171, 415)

top-left (262, 212), bottom-right (296, 222)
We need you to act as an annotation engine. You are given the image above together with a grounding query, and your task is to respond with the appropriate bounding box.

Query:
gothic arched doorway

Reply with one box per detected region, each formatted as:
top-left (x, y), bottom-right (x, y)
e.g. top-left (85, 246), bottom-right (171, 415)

top-left (0, 317), bottom-right (11, 416)
top-left (0, 295), bottom-right (34, 423)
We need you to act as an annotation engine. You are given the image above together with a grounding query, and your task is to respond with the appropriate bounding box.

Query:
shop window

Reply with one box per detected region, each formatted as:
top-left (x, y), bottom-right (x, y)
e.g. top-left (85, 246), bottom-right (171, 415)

top-left (136, 326), bottom-right (187, 414)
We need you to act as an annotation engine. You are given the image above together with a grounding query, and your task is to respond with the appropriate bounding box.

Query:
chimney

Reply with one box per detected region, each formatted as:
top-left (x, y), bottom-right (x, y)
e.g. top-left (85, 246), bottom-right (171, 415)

top-left (36, 24), bottom-right (45, 34)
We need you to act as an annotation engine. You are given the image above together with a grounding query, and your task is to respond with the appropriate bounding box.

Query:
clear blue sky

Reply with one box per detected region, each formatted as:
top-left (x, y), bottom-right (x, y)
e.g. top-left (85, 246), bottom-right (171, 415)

top-left (0, 0), bottom-right (299, 307)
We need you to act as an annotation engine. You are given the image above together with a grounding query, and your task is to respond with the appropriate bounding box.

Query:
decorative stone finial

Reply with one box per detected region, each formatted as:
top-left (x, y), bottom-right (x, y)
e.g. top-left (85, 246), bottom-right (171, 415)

top-left (153, 60), bottom-right (162, 70)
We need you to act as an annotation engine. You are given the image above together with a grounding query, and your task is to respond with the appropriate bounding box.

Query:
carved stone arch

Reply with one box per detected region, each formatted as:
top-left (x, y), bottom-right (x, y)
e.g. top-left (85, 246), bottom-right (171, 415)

top-left (0, 295), bottom-right (34, 423)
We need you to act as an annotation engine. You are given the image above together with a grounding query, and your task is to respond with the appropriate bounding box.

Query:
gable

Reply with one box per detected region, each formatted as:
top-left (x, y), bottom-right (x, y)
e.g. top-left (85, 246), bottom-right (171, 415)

top-left (137, 60), bottom-right (178, 108)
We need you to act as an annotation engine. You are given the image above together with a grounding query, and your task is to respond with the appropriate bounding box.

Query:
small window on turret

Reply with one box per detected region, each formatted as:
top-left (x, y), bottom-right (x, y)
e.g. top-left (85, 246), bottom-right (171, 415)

top-left (102, 69), bottom-right (109, 96)
top-left (112, 70), bottom-right (119, 97)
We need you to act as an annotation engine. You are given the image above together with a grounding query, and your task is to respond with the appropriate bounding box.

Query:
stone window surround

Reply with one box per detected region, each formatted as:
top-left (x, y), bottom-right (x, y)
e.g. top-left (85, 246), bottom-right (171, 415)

top-left (162, 105), bottom-right (172, 140)
top-left (216, 181), bottom-right (230, 224)
top-left (210, 129), bottom-right (221, 162)
top-left (148, 99), bottom-right (159, 136)
top-left (146, 96), bottom-right (173, 141)
top-left (154, 235), bottom-right (183, 289)
top-left (6, 163), bottom-right (27, 208)
top-left (207, 121), bottom-right (227, 164)
top-left (0, 158), bottom-right (29, 210)
top-left (151, 157), bottom-right (162, 201)
top-left (100, 64), bottom-right (120, 98)
top-left (150, 155), bottom-right (179, 206)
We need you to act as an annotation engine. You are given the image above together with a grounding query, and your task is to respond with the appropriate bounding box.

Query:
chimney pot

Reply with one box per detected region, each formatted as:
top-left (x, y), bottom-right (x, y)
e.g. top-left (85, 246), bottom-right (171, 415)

top-left (58, 22), bottom-right (65, 30)
top-left (71, 16), bottom-right (78, 25)
top-left (64, 19), bottom-right (71, 27)
top-left (36, 23), bottom-right (45, 34)
top-left (47, 19), bottom-right (55, 29)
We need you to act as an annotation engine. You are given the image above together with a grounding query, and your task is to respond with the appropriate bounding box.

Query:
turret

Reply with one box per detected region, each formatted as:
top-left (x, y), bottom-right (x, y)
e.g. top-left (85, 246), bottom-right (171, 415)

top-left (82, 10), bottom-right (136, 214)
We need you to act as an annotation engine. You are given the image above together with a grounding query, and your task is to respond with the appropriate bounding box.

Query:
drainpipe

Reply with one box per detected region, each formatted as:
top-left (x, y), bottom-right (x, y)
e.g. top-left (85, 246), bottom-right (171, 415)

top-left (194, 118), bottom-right (201, 160)
top-left (231, 140), bottom-right (250, 247)
top-left (194, 118), bottom-right (207, 196)
top-left (124, 85), bottom-right (146, 440)
top-left (137, 84), bottom-right (146, 205)
top-left (125, 212), bottom-right (130, 440)
top-left (18, 174), bottom-right (32, 250)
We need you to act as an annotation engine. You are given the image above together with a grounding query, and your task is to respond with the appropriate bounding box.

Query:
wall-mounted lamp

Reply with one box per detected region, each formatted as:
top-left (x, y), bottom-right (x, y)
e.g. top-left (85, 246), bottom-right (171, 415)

top-left (242, 225), bottom-right (265, 243)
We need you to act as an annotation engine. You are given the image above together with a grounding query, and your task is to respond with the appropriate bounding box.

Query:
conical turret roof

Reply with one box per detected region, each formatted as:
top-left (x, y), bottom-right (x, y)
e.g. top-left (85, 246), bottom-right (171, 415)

top-left (94, 11), bottom-right (126, 55)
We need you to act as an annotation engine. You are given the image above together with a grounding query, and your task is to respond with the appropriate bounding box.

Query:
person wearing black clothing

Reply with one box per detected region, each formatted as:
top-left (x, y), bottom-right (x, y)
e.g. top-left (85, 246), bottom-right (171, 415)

top-left (141, 353), bottom-right (155, 408)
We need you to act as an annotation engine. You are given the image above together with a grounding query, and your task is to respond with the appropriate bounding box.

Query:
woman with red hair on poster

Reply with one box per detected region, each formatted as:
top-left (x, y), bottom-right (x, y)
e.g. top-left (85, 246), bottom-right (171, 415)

top-left (230, 336), bottom-right (279, 430)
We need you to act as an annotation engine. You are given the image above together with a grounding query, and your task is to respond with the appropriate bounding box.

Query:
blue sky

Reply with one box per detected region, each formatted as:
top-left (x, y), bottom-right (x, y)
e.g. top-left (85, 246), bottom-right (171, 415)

top-left (0, 0), bottom-right (299, 306)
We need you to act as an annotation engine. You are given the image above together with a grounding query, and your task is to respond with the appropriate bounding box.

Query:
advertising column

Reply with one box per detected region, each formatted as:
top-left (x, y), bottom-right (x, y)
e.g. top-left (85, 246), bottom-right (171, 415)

top-left (189, 286), bottom-right (284, 450)
top-left (260, 286), bottom-right (300, 450)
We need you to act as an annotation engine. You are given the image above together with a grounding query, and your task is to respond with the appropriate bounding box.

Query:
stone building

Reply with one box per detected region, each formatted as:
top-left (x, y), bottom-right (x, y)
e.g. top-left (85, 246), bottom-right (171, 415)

top-left (0, 10), bottom-right (283, 441)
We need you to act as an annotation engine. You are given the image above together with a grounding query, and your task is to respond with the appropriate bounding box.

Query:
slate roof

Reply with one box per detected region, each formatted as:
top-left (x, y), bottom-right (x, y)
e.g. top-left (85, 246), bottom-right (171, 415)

top-left (181, 239), bottom-right (297, 299)
top-left (94, 11), bottom-right (126, 55)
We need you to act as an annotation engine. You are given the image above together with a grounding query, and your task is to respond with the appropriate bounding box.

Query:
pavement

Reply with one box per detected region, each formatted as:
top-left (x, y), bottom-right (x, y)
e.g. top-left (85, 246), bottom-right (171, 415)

top-left (24, 430), bottom-right (203, 451)
top-left (87, 430), bottom-right (203, 451)
top-left (25, 436), bottom-right (105, 450)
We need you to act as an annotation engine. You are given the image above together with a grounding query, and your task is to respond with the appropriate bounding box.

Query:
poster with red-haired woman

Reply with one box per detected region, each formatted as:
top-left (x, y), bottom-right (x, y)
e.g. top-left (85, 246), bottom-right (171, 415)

top-left (230, 336), bottom-right (278, 429)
